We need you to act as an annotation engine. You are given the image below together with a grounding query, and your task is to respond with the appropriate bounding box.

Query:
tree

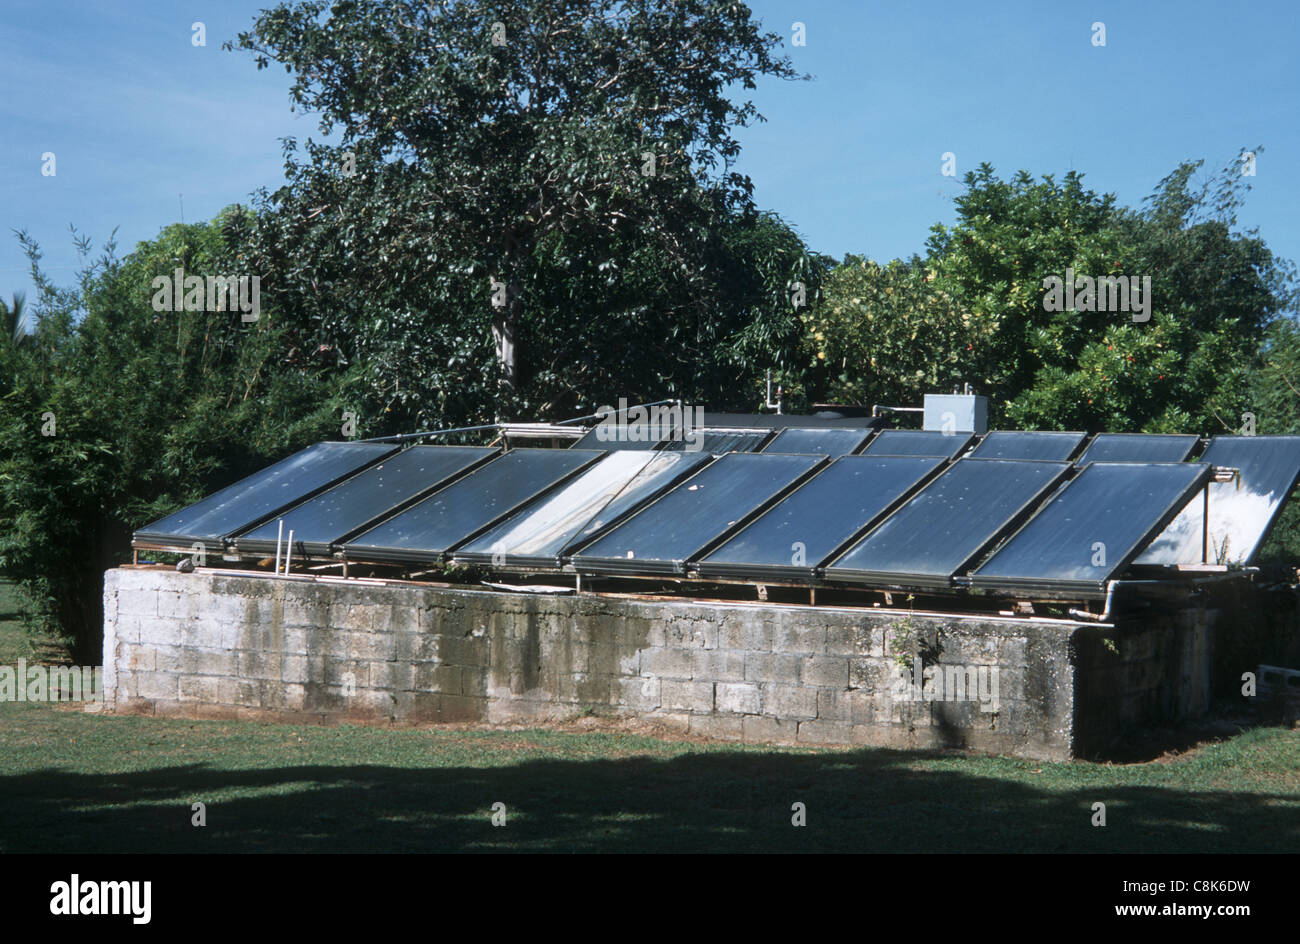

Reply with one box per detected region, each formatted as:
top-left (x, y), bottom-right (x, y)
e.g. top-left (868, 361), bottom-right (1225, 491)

top-left (920, 157), bottom-right (1293, 431)
top-left (0, 216), bottom-right (343, 660)
top-left (0, 292), bottom-right (28, 345)
top-left (806, 255), bottom-right (994, 409)
top-left (228, 0), bottom-right (802, 425)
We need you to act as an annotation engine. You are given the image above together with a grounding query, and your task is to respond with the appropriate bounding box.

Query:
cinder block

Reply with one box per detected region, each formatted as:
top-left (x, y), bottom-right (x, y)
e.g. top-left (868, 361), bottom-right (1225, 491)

top-left (762, 683), bottom-right (817, 720)
top-left (803, 656), bottom-right (849, 689)
top-left (349, 631), bottom-right (395, 662)
top-left (177, 675), bottom-right (220, 703)
top-left (614, 676), bottom-right (660, 711)
top-left (744, 651), bottom-right (801, 685)
top-left (744, 622), bottom-right (774, 652)
top-left (665, 622), bottom-right (715, 649)
top-left (717, 620), bottom-right (747, 651)
top-left (187, 648), bottom-right (237, 677)
top-left (138, 673), bottom-right (179, 700)
top-left (659, 679), bottom-right (714, 712)
top-left (121, 644), bottom-right (156, 674)
top-left (848, 690), bottom-right (877, 725)
top-left (742, 714), bottom-right (797, 744)
top-left (691, 648), bottom-right (746, 682)
top-left (217, 677), bottom-right (259, 707)
top-left (774, 623), bottom-right (825, 654)
top-left (640, 647), bottom-right (694, 680)
top-left (816, 688), bottom-right (851, 722)
top-left (849, 657), bottom-right (889, 692)
top-left (715, 681), bottom-right (761, 714)
top-left (138, 619), bottom-right (180, 646)
top-left (412, 663), bottom-right (462, 694)
top-left (823, 625), bottom-right (859, 655)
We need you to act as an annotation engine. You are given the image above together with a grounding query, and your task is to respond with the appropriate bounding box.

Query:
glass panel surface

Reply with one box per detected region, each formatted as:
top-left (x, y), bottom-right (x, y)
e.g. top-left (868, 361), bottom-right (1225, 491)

top-left (698, 455), bottom-right (945, 577)
top-left (967, 430), bottom-right (1086, 461)
top-left (571, 426), bottom-right (667, 450)
top-left (135, 441), bottom-right (397, 545)
top-left (456, 451), bottom-right (710, 564)
top-left (859, 430), bottom-right (972, 458)
top-left (661, 428), bottom-right (770, 454)
top-left (1076, 433), bottom-right (1198, 464)
top-left (971, 461), bottom-right (1211, 590)
top-left (345, 449), bottom-right (602, 559)
top-left (825, 459), bottom-right (1071, 585)
top-left (762, 427), bottom-right (874, 458)
top-left (234, 446), bottom-right (496, 552)
top-left (1137, 435), bottom-right (1300, 564)
top-left (571, 453), bottom-right (824, 574)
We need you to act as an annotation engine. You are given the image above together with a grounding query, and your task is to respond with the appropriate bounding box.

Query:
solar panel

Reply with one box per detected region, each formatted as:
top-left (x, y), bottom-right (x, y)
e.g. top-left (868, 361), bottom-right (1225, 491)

top-left (824, 458), bottom-right (1071, 588)
top-left (1136, 435), bottom-right (1300, 565)
top-left (454, 450), bottom-right (711, 568)
top-left (761, 427), bottom-right (874, 457)
top-left (660, 428), bottom-right (772, 454)
top-left (697, 455), bottom-right (946, 581)
top-left (133, 441), bottom-right (398, 552)
top-left (859, 429), bottom-right (972, 458)
top-left (967, 430), bottom-right (1086, 461)
top-left (570, 452), bottom-right (826, 576)
top-left (343, 448), bottom-right (604, 563)
top-left (1076, 433), bottom-right (1199, 464)
top-left (232, 446), bottom-right (498, 557)
top-left (969, 461), bottom-right (1212, 595)
top-left (571, 425), bottom-right (667, 450)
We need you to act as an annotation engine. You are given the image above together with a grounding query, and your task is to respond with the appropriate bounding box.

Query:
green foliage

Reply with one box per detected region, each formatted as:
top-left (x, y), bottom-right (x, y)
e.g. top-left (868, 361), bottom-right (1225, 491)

top-left (1249, 317), bottom-right (1300, 564)
top-left (809, 255), bottom-right (993, 407)
top-left (0, 216), bottom-right (343, 659)
top-left (227, 0), bottom-right (806, 427)
top-left (809, 156), bottom-right (1296, 439)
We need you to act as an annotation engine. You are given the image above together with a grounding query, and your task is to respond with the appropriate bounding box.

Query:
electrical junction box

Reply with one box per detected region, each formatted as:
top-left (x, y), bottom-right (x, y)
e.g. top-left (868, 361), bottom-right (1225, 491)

top-left (923, 393), bottom-right (988, 434)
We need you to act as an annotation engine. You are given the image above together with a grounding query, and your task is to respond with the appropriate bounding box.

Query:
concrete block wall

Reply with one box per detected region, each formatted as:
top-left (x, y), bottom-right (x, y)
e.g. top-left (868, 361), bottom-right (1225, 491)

top-left (101, 568), bottom-right (1222, 760)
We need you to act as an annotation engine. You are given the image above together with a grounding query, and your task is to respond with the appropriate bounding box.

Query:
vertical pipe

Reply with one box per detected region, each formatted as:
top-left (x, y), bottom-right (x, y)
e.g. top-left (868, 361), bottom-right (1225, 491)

top-left (275, 519), bottom-right (284, 574)
top-left (1202, 483), bottom-right (1210, 564)
top-left (285, 530), bottom-right (294, 575)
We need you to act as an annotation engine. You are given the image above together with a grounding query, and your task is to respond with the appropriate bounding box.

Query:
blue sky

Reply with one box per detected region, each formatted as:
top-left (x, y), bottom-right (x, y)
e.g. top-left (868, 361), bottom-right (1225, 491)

top-left (2, 1), bottom-right (1297, 321)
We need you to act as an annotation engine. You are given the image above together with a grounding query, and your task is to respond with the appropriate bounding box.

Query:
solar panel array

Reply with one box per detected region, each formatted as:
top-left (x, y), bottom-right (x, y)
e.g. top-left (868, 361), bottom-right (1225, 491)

top-left (133, 428), bottom-right (1300, 599)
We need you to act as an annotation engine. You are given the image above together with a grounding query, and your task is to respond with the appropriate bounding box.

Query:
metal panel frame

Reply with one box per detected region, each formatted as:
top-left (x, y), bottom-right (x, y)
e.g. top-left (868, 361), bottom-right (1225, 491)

top-left (452, 452), bottom-right (715, 569)
top-left (1075, 432), bottom-right (1200, 465)
top-left (132, 441), bottom-right (400, 555)
top-left (569, 453), bottom-right (829, 577)
top-left (231, 445), bottom-right (501, 559)
top-left (760, 426), bottom-right (876, 458)
top-left (859, 430), bottom-right (973, 458)
top-left (822, 458), bottom-right (1072, 590)
top-left (695, 455), bottom-right (947, 582)
top-left (967, 430), bottom-right (1087, 462)
top-left (341, 449), bottom-right (606, 565)
top-left (969, 461), bottom-right (1214, 596)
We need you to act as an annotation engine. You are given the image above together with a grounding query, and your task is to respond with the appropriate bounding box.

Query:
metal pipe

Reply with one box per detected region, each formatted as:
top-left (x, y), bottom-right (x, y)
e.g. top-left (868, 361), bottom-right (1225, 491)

top-left (1202, 482), bottom-right (1210, 564)
top-left (274, 519), bottom-right (283, 574)
top-left (284, 530), bottom-right (294, 575)
top-left (360, 399), bottom-right (682, 444)
top-left (871, 404), bottom-right (925, 418)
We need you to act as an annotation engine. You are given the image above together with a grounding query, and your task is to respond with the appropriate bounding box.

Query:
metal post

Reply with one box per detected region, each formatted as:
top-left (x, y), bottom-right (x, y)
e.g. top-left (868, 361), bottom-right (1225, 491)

top-left (275, 519), bottom-right (284, 574)
top-left (285, 530), bottom-right (294, 575)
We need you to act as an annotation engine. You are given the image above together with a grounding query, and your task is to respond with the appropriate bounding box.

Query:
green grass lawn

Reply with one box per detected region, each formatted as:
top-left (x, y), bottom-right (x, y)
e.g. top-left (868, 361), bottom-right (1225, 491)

top-left (1, 580), bottom-right (1297, 853)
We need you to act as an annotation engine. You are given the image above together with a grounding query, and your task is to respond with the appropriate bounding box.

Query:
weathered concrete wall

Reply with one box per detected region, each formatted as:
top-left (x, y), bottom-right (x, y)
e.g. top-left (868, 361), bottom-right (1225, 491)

top-left (101, 568), bottom-right (1233, 760)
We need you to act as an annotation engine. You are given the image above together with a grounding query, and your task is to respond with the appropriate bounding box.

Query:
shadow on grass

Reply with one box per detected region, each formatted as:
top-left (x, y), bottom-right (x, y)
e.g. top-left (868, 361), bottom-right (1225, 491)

top-left (1, 747), bottom-right (1293, 853)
